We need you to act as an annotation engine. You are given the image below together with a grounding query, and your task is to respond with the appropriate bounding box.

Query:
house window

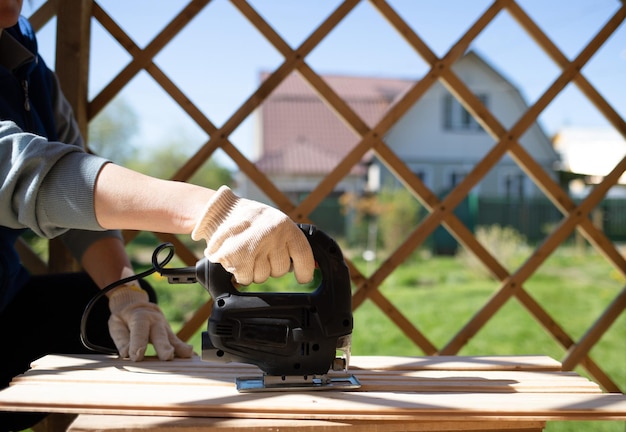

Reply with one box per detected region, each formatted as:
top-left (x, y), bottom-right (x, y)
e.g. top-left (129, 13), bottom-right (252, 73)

top-left (503, 173), bottom-right (527, 199)
top-left (413, 170), bottom-right (426, 183)
top-left (411, 166), bottom-right (432, 191)
top-left (443, 93), bottom-right (487, 132)
top-left (445, 170), bottom-right (469, 192)
top-left (450, 171), bottom-right (466, 188)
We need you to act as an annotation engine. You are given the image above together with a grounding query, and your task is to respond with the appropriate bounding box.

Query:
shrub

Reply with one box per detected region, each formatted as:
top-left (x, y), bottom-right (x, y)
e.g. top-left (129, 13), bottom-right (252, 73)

top-left (457, 224), bottom-right (531, 277)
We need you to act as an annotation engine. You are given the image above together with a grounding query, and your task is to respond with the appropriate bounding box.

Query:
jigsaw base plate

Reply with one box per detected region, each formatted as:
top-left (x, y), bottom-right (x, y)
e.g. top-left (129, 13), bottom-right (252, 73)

top-left (235, 373), bottom-right (361, 392)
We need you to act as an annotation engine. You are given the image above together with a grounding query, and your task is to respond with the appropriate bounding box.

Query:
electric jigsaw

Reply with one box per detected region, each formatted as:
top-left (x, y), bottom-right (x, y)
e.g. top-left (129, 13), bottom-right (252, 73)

top-left (81, 224), bottom-right (359, 391)
top-left (163, 223), bottom-right (359, 392)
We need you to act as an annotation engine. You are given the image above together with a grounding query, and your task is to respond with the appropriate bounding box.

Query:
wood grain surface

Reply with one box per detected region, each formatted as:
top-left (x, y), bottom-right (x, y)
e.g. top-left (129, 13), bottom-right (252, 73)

top-left (0, 354), bottom-right (624, 423)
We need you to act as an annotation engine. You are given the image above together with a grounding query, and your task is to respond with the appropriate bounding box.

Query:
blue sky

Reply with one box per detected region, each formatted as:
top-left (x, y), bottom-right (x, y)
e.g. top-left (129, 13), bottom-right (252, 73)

top-left (23, 0), bottom-right (625, 167)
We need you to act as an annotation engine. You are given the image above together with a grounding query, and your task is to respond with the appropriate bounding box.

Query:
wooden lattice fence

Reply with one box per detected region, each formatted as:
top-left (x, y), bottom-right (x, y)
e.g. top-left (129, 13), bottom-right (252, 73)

top-left (23, 0), bottom-right (626, 393)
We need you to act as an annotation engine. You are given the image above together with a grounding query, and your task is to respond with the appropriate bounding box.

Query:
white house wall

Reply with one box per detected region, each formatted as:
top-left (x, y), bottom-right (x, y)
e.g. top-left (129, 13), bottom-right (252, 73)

top-left (381, 52), bottom-right (559, 198)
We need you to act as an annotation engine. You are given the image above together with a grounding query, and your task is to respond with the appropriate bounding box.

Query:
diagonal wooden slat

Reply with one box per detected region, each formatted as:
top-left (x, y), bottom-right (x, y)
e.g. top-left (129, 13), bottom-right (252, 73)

top-left (295, 0), bottom-right (507, 219)
top-left (440, 160), bottom-right (620, 373)
top-left (344, 1), bottom-right (525, 354)
top-left (368, 289), bottom-right (438, 355)
top-left (194, 0), bottom-right (362, 209)
top-left (176, 298), bottom-right (214, 342)
top-left (561, 287), bottom-right (626, 382)
top-left (27, 0), bottom-right (57, 31)
top-left (237, 0), bottom-right (483, 352)
top-left (512, 138), bottom-right (626, 277)
top-left (350, 0), bottom-right (511, 304)
top-left (506, 0), bottom-right (626, 138)
top-left (435, 0), bottom-right (624, 322)
top-left (513, 289), bottom-right (621, 393)
top-left (172, 0), bottom-right (366, 339)
top-left (92, 3), bottom-right (218, 152)
top-left (91, 3), bottom-right (234, 263)
top-left (440, 174), bottom-right (622, 390)
top-left (90, 0), bottom-right (212, 117)
top-left (172, 0), bottom-right (361, 215)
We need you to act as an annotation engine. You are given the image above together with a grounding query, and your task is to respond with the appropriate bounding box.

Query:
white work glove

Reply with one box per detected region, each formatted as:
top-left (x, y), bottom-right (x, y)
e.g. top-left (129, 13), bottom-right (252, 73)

top-left (191, 185), bottom-right (315, 285)
top-left (108, 284), bottom-right (194, 361)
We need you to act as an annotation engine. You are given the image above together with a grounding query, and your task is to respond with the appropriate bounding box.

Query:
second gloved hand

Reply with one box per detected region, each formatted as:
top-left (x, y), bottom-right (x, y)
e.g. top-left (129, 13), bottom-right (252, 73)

top-left (108, 284), bottom-right (194, 361)
top-left (191, 186), bottom-right (315, 285)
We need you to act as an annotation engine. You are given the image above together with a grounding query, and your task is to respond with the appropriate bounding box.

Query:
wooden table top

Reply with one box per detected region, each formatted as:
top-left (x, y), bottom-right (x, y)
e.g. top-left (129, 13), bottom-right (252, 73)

top-left (0, 354), bottom-right (624, 423)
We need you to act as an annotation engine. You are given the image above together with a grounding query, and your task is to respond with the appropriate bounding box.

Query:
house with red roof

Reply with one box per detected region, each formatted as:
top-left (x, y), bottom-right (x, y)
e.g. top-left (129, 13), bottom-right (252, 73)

top-left (239, 71), bottom-right (413, 203)
top-left (238, 51), bottom-right (560, 236)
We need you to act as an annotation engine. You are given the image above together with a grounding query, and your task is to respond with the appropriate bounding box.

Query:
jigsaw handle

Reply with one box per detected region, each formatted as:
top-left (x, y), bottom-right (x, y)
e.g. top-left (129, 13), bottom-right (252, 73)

top-left (196, 223), bottom-right (346, 306)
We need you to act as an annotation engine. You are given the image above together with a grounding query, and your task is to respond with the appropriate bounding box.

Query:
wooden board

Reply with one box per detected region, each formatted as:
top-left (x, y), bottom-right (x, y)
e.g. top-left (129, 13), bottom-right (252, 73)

top-left (348, 355), bottom-right (563, 371)
top-left (28, 353), bottom-right (564, 371)
top-left (67, 415), bottom-right (547, 432)
top-left (0, 354), bottom-right (624, 422)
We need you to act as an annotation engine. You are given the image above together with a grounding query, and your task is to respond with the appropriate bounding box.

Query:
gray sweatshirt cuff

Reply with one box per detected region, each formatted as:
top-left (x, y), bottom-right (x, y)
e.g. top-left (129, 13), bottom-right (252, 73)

top-left (37, 152), bottom-right (111, 237)
top-left (59, 228), bottom-right (123, 263)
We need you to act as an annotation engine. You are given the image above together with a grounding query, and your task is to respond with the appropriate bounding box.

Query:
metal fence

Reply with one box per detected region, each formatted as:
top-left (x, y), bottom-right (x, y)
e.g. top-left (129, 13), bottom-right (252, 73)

top-left (313, 195), bottom-right (626, 251)
top-left (477, 197), bottom-right (626, 244)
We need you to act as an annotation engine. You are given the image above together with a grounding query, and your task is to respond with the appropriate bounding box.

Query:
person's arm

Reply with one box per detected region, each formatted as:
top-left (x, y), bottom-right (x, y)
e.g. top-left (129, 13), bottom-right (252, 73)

top-left (46, 74), bottom-right (196, 361)
top-left (79, 235), bottom-right (135, 289)
top-left (0, 121), bottom-right (314, 285)
top-left (93, 162), bottom-right (215, 235)
top-left (93, 163), bottom-right (314, 285)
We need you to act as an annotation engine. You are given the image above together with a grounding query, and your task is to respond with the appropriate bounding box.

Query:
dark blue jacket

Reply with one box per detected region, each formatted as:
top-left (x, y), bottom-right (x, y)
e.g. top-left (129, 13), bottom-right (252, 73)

top-left (0, 17), bottom-right (60, 312)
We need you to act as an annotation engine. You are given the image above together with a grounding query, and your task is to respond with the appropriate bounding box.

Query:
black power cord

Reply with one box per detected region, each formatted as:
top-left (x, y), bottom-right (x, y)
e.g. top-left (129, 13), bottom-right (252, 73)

top-left (80, 242), bottom-right (193, 354)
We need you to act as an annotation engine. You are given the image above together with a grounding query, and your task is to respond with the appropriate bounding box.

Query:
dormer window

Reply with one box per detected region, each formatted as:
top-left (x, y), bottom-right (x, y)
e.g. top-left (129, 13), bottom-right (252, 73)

top-left (443, 93), bottom-right (487, 132)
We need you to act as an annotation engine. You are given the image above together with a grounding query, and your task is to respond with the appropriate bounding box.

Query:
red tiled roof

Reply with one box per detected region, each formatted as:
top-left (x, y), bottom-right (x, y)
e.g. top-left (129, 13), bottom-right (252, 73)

top-left (256, 72), bottom-right (414, 175)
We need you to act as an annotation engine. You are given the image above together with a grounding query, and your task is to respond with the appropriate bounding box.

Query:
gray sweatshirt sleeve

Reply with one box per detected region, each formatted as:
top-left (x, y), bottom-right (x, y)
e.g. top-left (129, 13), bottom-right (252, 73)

top-left (0, 120), bottom-right (110, 239)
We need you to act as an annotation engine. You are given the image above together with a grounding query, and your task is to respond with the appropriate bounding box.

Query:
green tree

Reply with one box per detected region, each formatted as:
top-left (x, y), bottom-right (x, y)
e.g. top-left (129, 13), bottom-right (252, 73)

top-left (377, 187), bottom-right (422, 252)
top-left (88, 99), bottom-right (232, 188)
top-left (340, 187), bottom-right (422, 252)
top-left (87, 97), bottom-right (139, 164)
top-left (127, 141), bottom-right (233, 189)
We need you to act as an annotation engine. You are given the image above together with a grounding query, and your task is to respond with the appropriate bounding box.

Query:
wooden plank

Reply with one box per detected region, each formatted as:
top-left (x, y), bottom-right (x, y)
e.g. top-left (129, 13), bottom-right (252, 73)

top-left (351, 355), bottom-right (562, 371)
top-left (13, 366), bottom-right (600, 394)
top-left (0, 355), bottom-right (623, 422)
top-left (68, 414), bottom-right (547, 432)
top-left (2, 381), bottom-right (625, 421)
top-left (21, 354), bottom-right (572, 393)
top-left (28, 354), bottom-right (562, 372)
